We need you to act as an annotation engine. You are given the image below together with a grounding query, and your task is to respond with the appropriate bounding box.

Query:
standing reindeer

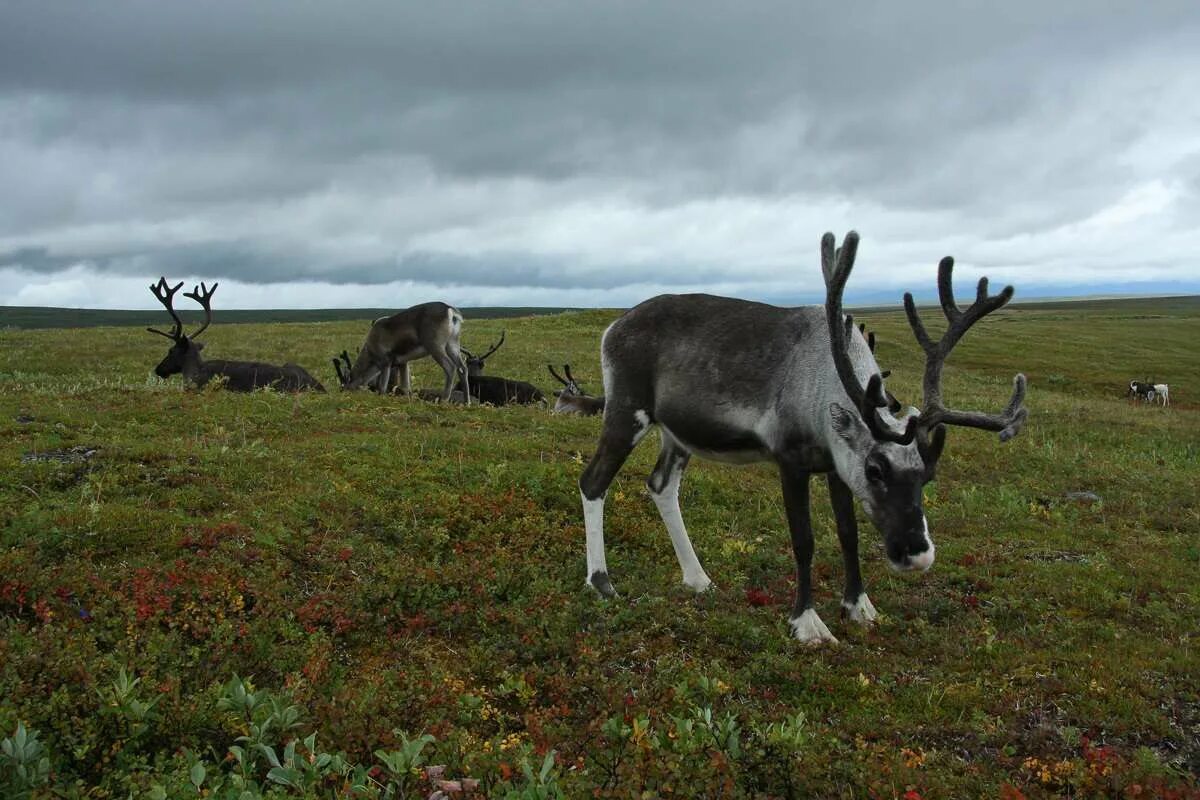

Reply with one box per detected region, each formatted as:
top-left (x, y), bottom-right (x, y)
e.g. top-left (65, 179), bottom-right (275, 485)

top-left (457, 331), bottom-right (546, 406)
top-left (335, 303), bottom-right (469, 403)
top-left (577, 231), bottom-right (1027, 644)
top-left (548, 364), bottom-right (606, 416)
top-left (146, 278), bottom-right (324, 392)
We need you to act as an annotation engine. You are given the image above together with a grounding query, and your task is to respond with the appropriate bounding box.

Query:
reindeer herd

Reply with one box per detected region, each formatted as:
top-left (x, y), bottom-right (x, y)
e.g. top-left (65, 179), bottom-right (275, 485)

top-left (146, 281), bottom-right (604, 414)
top-left (145, 231), bottom-right (1043, 644)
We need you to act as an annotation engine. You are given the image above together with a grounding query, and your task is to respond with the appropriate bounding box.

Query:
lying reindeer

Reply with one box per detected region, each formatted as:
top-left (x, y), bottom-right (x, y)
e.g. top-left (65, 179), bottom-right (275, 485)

top-left (457, 332), bottom-right (546, 406)
top-left (147, 278), bottom-right (324, 392)
top-left (548, 364), bottom-right (605, 416)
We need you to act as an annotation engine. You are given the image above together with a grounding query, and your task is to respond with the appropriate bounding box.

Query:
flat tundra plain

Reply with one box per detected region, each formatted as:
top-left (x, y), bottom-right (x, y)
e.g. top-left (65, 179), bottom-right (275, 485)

top-left (0, 297), bottom-right (1197, 797)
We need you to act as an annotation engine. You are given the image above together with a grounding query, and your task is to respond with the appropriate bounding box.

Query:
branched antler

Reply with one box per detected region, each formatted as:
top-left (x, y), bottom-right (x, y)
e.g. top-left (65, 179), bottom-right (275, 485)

top-left (182, 281), bottom-right (218, 338)
top-left (146, 277), bottom-right (186, 340)
top-left (821, 232), bottom-right (918, 445)
top-left (902, 257), bottom-right (1027, 447)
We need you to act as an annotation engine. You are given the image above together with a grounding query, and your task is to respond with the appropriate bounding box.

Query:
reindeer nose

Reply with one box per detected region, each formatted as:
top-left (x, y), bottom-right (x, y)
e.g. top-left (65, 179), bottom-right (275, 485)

top-left (906, 542), bottom-right (935, 571)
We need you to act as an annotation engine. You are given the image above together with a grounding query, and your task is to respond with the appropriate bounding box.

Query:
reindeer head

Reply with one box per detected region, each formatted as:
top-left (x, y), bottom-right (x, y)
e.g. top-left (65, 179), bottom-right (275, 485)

top-left (822, 232), bottom-right (1026, 572)
top-left (146, 277), bottom-right (217, 378)
top-left (548, 364), bottom-right (586, 397)
top-left (460, 331), bottom-right (505, 378)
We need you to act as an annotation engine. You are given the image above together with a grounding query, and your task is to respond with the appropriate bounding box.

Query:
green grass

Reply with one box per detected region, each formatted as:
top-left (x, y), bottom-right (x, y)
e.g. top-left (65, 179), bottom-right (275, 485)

top-left (0, 299), bottom-right (1197, 798)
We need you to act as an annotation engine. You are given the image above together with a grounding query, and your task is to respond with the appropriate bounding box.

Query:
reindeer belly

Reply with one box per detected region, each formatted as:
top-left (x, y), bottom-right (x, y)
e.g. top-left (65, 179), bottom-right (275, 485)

top-left (656, 405), bottom-right (774, 465)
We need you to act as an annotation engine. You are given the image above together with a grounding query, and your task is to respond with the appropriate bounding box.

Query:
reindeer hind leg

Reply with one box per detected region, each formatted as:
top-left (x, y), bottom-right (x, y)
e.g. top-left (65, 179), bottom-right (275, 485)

top-left (647, 432), bottom-right (712, 593)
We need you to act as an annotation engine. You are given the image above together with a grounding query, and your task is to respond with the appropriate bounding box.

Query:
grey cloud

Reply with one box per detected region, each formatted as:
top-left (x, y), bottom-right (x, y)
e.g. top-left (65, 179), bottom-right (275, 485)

top-left (2, 2), bottom-right (1199, 306)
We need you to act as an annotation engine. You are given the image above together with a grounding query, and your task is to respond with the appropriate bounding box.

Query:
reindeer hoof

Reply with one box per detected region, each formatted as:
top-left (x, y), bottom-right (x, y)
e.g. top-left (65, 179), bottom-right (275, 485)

top-left (588, 571), bottom-right (617, 599)
top-left (841, 593), bottom-right (878, 625)
top-left (683, 573), bottom-right (713, 593)
top-left (789, 609), bottom-right (839, 645)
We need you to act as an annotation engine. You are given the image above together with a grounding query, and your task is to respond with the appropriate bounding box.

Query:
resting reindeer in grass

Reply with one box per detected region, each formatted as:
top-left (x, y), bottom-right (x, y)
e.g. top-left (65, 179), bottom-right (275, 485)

top-left (147, 278), bottom-right (324, 392)
top-left (577, 231), bottom-right (1027, 644)
top-left (458, 332), bottom-right (546, 406)
top-left (548, 364), bottom-right (606, 416)
top-left (335, 303), bottom-right (469, 403)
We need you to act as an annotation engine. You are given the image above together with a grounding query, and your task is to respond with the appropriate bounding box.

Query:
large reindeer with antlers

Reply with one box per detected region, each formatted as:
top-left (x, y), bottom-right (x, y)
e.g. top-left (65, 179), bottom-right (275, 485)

top-left (146, 278), bottom-right (324, 392)
top-left (577, 231), bottom-right (1027, 644)
top-left (335, 303), bottom-right (469, 403)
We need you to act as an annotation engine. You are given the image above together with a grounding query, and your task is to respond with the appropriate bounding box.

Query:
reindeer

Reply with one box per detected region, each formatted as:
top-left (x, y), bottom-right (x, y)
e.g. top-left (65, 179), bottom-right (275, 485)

top-left (335, 303), bottom-right (469, 403)
top-left (1152, 383), bottom-right (1170, 406)
top-left (146, 278), bottom-right (324, 392)
top-left (548, 364), bottom-right (606, 416)
top-left (576, 231), bottom-right (1027, 644)
top-left (457, 331), bottom-right (546, 406)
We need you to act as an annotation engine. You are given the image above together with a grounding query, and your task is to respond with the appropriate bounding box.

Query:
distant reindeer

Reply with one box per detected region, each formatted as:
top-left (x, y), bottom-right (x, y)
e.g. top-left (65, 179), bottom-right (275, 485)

top-left (1152, 383), bottom-right (1169, 407)
top-left (457, 331), bottom-right (546, 406)
top-left (335, 303), bottom-right (469, 403)
top-left (548, 364), bottom-right (606, 416)
top-left (576, 231), bottom-right (1027, 644)
top-left (146, 278), bottom-right (324, 392)
top-left (1127, 380), bottom-right (1157, 403)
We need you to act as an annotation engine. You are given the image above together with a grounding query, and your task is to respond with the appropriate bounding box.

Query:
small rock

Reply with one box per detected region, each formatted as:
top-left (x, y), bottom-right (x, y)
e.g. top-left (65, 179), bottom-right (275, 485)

top-left (1063, 490), bottom-right (1101, 504)
top-left (21, 446), bottom-right (99, 464)
top-left (15, 414), bottom-right (34, 424)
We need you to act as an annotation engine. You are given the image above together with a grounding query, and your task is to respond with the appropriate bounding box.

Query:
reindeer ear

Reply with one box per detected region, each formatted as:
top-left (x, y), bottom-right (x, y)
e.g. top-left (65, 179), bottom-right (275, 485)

top-left (193, 341), bottom-right (206, 352)
top-left (829, 402), bottom-right (871, 447)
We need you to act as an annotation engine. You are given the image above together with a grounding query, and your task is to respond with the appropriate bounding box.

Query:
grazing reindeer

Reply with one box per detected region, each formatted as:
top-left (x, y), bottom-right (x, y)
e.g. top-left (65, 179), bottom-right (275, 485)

top-left (577, 231), bottom-right (1027, 644)
top-left (457, 331), bottom-right (546, 406)
top-left (337, 303), bottom-right (469, 403)
top-left (333, 348), bottom-right (467, 402)
top-left (146, 277), bottom-right (324, 392)
top-left (1127, 380), bottom-right (1157, 403)
top-left (1152, 383), bottom-right (1169, 406)
top-left (548, 364), bottom-right (606, 416)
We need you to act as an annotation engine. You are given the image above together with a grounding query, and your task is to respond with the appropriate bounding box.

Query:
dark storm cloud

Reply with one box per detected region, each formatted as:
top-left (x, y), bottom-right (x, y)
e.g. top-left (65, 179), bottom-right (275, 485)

top-left (1, 1), bottom-right (1198, 308)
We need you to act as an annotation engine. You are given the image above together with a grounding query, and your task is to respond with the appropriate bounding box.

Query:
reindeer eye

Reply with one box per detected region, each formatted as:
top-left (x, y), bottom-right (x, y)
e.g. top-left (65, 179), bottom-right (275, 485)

top-left (865, 459), bottom-right (887, 485)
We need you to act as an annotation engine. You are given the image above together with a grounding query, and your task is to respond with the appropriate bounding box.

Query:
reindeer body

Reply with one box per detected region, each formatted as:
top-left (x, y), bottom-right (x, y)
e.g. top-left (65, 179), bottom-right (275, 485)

top-left (578, 233), bottom-right (1026, 644)
top-left (461, 376), bottom-right (546, 406)
top-left (342, 302), bottom-right (468, 402)
top-left (593, 294), bottom-right (876, 468)
top-left (554, 393), bottom-right (606, 416)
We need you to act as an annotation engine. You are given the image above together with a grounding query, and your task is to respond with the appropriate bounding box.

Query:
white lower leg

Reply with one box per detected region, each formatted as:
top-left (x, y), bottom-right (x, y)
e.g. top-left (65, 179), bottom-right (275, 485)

top-left (789, 608), bottom-right (839, 645)
top-left (582, 490), bottom-right (614, 595)
top-left (649, 476), bottom-right (712, 593)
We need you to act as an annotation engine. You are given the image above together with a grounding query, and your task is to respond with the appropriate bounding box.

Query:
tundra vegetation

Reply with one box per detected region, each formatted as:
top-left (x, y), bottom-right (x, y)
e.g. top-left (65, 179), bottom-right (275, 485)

top-left (0, 297), bottom-right (1197, 798)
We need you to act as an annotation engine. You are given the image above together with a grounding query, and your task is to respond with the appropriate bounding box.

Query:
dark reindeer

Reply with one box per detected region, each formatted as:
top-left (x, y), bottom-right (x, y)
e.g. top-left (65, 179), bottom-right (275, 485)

top-left (336, 303), bottom-right (469, 403)
top-left (147, 277), bottom-right (324, 392)
top-left (548, 364), bottom-right (606, 416)
top-left (577, 231), bottom-right (1027, 644)
top-left (457, 331), bottom-right (546, 406)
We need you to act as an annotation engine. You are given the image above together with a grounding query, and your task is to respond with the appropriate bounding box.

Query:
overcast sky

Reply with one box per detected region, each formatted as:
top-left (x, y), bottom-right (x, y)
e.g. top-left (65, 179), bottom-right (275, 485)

top-left (2, 2), bottom-right (1198, 310)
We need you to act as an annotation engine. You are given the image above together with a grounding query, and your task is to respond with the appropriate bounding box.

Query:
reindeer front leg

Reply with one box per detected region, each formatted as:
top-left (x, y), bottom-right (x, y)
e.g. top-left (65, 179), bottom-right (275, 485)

top-left (827, 473), bottom-right (877, 625)
top-left (780, 466), bottom-right (837, 645)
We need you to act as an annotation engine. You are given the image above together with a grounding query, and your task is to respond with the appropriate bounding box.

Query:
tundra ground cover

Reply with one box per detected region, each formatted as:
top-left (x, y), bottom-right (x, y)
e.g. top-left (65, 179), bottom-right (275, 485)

top-left (1, 298), bottom-right (1197, 798)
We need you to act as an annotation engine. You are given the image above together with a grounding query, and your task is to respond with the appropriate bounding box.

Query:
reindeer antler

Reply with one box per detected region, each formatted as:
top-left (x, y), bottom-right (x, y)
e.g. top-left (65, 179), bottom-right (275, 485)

top-left (821, 232), bottom-right (918, 445)
top-left (903, 257), bottom-right (1027, 447)
top-left (182, 281), bottom-right (218, 338)
top-left (146, 277), bottom-right (186, 340)
top-left (548, 364), bottom-right (570, 387)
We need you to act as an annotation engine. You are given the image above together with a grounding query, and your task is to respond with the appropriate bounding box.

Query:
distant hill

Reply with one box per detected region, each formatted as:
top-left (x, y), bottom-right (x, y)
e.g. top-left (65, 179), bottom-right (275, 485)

top-left (0, 306), bottom-right (582, 330)
top-left (1, 295), bottom-right (1196, 329)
